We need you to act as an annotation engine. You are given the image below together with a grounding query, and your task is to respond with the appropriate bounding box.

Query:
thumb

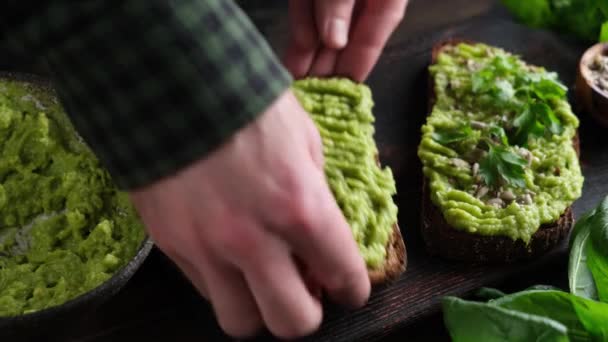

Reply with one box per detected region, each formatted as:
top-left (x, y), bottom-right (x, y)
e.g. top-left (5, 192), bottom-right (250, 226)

top-left (314, 0), bottom-right (356, 49)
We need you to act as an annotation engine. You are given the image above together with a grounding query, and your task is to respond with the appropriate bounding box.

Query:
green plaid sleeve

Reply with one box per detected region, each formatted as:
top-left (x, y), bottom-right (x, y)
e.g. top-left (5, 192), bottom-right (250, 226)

top-left (1, 1), bottom-right (292, 190)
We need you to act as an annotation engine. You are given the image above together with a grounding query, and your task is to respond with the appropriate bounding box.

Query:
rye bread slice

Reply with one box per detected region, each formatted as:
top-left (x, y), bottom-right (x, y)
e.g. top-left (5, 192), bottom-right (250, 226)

top-left (368, 152), bottom-right (407, 284)
top-left (420, 39), bottom-right (579, 264)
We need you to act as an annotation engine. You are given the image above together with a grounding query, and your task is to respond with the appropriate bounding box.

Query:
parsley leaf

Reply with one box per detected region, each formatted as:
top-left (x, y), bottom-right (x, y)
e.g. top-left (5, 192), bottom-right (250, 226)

top-left (471, 56), bottom-right (518, 105)
top-left (471, 69), bottom-right (494, 93)
top-left (488, 125), bottom-right (509, 146)
top-left (479, 148), bottom-right (500, 186)
top-left (495, 79), bottom-right (516, 103)
top-left (479, 145), bottom-right (528, 188)
top-left (511, 102), bottom-right (563, 146)
top-left (536, 102), bottom-right (564, 135)
top-left (531, 77), bottom-right (567, 100)
top-left (469, 55), bottom-right (566, 147)
top-left (432, 125), bottom-right (474, 145)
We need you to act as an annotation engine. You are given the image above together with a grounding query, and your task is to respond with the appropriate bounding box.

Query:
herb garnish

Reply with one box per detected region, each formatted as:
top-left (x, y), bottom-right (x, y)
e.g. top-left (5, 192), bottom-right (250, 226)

top-left (432, 121), bottom-right (528, 189)
top-left (479, 145), bottom-right (527, 188)
top-left (431, 124), bottom-right (474, 145)
top-left (433, 52), bottom-right (570, 190)
top-left (471, 55), bottom-right (566, 147)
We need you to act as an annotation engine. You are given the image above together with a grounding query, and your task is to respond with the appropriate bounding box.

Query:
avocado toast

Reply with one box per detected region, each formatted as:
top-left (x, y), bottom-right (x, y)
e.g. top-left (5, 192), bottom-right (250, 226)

top-left (293, 77), bottom-right (406, 284)
top-left (418, 41), bottom-right (583, 263)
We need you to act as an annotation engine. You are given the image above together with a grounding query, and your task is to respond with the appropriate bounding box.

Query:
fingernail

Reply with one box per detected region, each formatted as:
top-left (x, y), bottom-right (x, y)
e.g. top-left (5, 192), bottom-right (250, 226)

top-left (327, 18), bottom-right (348, 48)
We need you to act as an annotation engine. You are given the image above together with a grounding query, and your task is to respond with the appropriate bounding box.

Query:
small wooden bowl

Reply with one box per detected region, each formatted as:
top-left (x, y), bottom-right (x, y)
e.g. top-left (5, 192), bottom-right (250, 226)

top-left (576, 42), bottom-right (608, 126)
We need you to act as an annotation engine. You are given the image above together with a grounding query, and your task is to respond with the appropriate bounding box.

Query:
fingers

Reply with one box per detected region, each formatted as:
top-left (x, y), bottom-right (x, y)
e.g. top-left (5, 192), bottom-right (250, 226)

top-left (283, 0), bottom-right (319, 78)
top-left (301, 110), bottom-right (325, 171)
top-left (203, 256), bottom-right (264, 339)
top-left (308, 47), bottom-right (339, 77)
top-left (169, 252), bottom-right (210, 298)
top-left (335, 0), bottom-right (408, 81)
top-left (314, 0), bottom-right (356, 49)
top-left (274, 167), bottom-right (371, 309)
top-left (241, 233), bottom-right (323, 339)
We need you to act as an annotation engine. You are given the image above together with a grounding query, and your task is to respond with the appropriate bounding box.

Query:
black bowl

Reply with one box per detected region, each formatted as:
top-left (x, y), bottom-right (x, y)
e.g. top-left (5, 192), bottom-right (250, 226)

top-left (0, 72), bottom-right (155, 339)
top-left (0, 239), bottom-right (154, 339)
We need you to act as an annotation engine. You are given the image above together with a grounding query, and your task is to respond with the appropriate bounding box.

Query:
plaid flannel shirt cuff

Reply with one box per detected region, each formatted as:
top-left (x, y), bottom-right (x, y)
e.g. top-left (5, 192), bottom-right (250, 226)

top-left (4, 1), bottom-right (292, 190)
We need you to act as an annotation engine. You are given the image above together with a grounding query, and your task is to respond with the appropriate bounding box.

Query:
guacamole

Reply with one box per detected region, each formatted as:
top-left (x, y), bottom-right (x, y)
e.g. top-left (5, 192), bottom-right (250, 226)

top-left (293, 78), bottom-right (398, 268)
top-left (0, 79), bottom-right (145, 317)
top-left (418, 43), bottom-right (583, 243)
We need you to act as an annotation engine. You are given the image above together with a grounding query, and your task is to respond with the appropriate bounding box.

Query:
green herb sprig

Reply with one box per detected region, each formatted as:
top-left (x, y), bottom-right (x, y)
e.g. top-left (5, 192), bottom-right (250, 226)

top-left (471, 55), bottom-right (566, 147)
top-left (431, 122), bottom-right (528, 189)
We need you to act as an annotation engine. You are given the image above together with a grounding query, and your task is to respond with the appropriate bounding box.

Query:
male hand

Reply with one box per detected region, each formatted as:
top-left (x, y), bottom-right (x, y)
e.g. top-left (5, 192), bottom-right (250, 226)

top-left (129, 90), bottom-right (370, 339)
top-left (283, 0), bottom-right (409, 82)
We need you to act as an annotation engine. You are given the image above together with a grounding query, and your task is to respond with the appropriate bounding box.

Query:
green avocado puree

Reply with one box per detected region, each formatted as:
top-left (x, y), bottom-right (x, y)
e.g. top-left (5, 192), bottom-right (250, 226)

top-left (418, 43), bottom-right (583, 242)
top-left (0, 79), bottom-right (145, 317)
top-left (293, 78), bottom-right (398, 268)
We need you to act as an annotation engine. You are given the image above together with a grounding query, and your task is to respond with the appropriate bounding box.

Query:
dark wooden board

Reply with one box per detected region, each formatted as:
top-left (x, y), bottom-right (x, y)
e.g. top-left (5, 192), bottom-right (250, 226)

top-left (6, 2), bottom-right (608, 342)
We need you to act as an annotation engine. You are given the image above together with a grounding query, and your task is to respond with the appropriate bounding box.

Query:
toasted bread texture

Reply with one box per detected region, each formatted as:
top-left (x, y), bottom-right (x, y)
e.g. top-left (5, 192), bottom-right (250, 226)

top-left (420, 40), bottom-right (579, 264)
top-left (369, 222), bottom-right (406, 284)
top-left (370, 152), bottom-right (406, 284)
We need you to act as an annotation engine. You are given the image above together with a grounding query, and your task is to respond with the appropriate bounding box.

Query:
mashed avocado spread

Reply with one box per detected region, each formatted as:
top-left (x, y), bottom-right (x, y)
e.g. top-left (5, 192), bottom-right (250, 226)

top-left (293, 78), bottom-right (398, 268)
top-left (418, 43), bottom-right (583, 243)
top-left (0, 79), bottom-right (145, 317)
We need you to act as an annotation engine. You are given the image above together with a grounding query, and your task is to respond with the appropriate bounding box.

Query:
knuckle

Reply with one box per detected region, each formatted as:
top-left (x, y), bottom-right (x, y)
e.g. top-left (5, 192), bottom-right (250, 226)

top-left (213, 221), bottom-right (260, 261)
top-left (284, 189), bottom-right (318, 234)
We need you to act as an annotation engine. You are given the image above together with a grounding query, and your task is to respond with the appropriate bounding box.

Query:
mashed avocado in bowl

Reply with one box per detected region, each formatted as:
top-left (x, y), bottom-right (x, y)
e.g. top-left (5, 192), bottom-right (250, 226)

top-left (0, 73), bottom-right (149, 319)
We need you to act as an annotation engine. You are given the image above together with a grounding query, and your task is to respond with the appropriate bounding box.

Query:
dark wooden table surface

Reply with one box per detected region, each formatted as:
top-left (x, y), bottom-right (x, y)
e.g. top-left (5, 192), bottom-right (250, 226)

top-left (5, 1), bottom-right (607, 341)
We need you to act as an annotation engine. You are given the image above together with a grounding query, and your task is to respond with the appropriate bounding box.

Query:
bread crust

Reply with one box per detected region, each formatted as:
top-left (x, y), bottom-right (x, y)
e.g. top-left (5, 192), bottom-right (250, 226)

top-left (369, 154), bottom-right (407, 284)
top-left (369, 222), bottom-right (407, 284)
top-left (420, 39), bottom-right (578, 264)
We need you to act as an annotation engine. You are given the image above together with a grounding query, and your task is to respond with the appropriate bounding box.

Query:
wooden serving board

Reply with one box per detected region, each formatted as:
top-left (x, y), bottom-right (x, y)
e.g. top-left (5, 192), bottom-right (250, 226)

top-left (19, 6), bottom-right (608, 342)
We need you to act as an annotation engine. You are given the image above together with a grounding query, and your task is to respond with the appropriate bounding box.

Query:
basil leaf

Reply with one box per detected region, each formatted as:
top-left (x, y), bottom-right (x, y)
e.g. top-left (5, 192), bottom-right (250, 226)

top-left (587, 242), bottom-right (608, 303)
top-left (589, 198), bottom-right (608, 255)
top-left (432, 125), bottom-right (474, 145)
top-left (570, 209), bottom-right (597, 249)
top-left (569, 218), bottom-right (600, 301)
top-left (501, 0), bottom-right (555, 28)
top-left (569, 196), bottom-right (608, 302)
top-left (491, 290), bottom-right (608, 341)
top-left (525, 285), bottom-right (563, 292)
top-left (443, 296), bottom-right (569, 342)
top-left (476, 287), bottom-right (507, 300)
top-left (601, 21), bottom-right (608, 42)
top-left (502, 0), bottom-right (607, 42)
